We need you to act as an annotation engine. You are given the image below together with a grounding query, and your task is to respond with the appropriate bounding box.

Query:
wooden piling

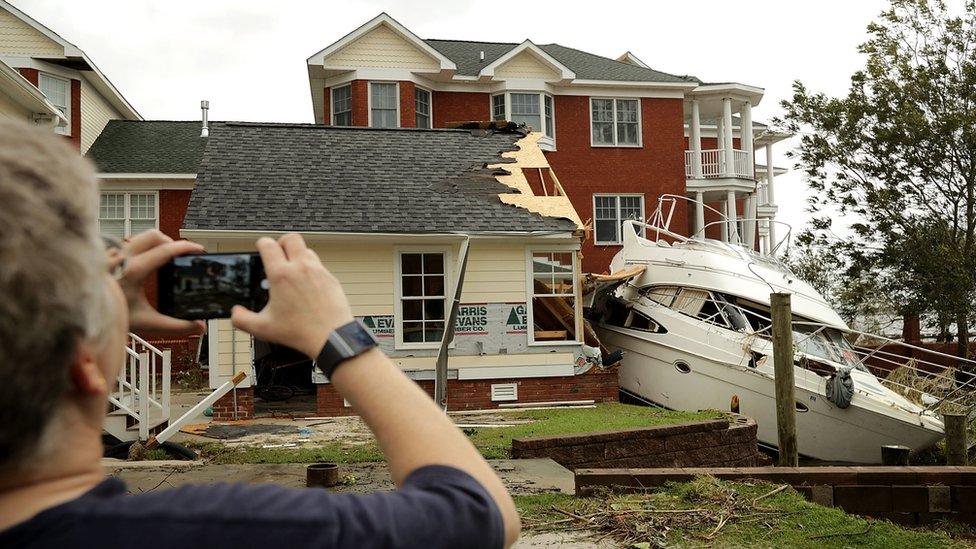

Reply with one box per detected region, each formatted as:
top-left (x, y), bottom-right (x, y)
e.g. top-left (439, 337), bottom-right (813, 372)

top-left (944, 413), bottom-right (968, 466)
top-left (770, 292), bottom-right (798, 466)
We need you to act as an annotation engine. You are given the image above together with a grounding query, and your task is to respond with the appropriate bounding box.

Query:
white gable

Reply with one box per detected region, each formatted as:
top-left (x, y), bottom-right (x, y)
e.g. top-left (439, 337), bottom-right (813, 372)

top-left (326, 24), bottom-right (439, 71)
top-left (0, 7), bottom-right (62, 57)
top-left (494, 51), bottom-right (561, 80)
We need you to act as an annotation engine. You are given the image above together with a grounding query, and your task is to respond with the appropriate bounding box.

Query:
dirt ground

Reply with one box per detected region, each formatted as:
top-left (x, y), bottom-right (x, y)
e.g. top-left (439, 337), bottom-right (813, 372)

top-left (171, 408), bottom-right (536, 450)
top-left (102, 458), bottom-right (613, 547)
top-left (103, 457), bottom-right (573, 496)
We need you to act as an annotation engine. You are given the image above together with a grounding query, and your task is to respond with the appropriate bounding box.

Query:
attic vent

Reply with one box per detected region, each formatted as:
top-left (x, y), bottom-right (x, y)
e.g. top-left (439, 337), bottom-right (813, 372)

top-left (479, 50), bottom-right (485, 61)
top-left (490, 383), bottom-right (518, 402)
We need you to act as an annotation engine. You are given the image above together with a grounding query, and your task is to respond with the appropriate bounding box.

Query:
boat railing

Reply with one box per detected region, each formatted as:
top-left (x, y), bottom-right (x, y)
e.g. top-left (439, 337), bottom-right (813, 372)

top-left (632, 286), bottom-right (976, 417)
top-left (642, 194), bottom-right (795, 257)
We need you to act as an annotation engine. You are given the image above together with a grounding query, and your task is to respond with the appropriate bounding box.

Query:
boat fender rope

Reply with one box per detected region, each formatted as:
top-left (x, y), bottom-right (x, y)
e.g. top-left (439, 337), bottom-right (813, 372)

top-left (826, 367), bottom-right (855, 409)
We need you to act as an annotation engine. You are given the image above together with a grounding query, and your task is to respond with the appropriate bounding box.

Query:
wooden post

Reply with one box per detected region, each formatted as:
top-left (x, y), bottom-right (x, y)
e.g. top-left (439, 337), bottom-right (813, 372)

top-left (770, 292), bottom-right (798, 466)
top-left (944, 413), bottom-right (968, 466)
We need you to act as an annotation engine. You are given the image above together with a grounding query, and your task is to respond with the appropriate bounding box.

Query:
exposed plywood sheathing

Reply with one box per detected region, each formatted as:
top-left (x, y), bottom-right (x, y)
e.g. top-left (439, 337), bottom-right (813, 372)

top-left (490, 132), bottom-right (584, 229)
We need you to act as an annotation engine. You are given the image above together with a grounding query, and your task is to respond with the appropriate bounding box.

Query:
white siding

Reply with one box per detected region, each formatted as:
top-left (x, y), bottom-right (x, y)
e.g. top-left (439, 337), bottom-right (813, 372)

top-left (0, 8), bottom-right (62, 56)
top-left (80, 78), bottom-right (122, 153)
top-left (494, 52), bottom-right (560, 80)
top-left (462, 242), bottom-right (527, 303)
top-left (0, 88), bottom-right (30, 121)
top-left (210, 319), bottom-right (253, 388)
top-left (327, 25), bottom-right (439, 70)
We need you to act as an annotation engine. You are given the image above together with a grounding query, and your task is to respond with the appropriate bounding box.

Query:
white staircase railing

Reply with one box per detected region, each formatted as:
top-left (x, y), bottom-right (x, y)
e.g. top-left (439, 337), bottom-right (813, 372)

top-left (106, 333), bottom-right (171, 441)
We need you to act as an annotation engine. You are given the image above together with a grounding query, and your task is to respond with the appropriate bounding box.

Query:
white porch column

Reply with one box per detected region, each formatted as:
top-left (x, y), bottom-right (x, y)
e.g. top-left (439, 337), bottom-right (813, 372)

top-left (726, 190), bottom-right (738, 243)
top-left (744, 195), bottom-right (757, 249)
top-left (722, 97), bottom-right (735, 178)
top-left (720, 201), bottom-right (728, 241)
top-left (695, 191), bottom-right (705, 237)
top-left (741, 101), bottom-right (754, 177)
top-left (765, 143), bottom-right (776, 205)
top-left (690, 100), bottom-right (703, 178)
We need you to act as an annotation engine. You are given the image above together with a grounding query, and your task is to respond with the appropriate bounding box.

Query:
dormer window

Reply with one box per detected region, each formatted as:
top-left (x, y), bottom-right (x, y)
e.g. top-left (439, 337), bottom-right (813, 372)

top-left (490, 92), bottom-right (555, 148)
top-left (369, 82), bottom-right (399, 128)
top-left (331, 84), bottom-right (352, 126)
top-left (39, 73), bottom-right (69, 135)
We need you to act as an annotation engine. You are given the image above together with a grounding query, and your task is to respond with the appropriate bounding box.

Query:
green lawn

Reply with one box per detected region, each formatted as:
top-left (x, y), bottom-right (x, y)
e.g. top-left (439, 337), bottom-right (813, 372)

top-left (191, 402), bottom-right (717, 464)
top-left (515, 476), bottom-right (972, 548)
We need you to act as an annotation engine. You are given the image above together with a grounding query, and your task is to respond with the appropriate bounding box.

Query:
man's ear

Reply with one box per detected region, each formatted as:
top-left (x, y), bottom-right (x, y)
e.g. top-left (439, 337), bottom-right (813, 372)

top-left (69, 343), bottom-right (107, 395)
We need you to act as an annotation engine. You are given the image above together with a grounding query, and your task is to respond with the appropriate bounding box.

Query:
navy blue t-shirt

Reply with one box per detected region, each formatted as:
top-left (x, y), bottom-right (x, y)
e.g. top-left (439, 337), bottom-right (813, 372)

top-left (0, 465), bottom-right (504, 549)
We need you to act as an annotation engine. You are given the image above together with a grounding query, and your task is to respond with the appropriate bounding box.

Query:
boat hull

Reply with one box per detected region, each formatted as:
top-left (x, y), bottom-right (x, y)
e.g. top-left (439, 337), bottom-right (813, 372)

top-left (598, 325), bottom-right (944, 463)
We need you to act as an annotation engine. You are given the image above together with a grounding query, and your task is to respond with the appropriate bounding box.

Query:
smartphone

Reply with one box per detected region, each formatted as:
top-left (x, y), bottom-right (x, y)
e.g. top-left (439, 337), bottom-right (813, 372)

top-left (158, 252), bottom-right (269, 320)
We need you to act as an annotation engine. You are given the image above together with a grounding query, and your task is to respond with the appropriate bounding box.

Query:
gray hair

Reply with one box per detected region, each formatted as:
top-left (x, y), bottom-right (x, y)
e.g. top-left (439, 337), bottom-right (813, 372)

top-left (0, 120), bottom-right (109, 472)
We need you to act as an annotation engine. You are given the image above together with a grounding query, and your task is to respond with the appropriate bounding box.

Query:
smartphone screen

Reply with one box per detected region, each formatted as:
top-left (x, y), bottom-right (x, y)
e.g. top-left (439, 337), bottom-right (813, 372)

top-left (158, 252), bottom-right (268, 320)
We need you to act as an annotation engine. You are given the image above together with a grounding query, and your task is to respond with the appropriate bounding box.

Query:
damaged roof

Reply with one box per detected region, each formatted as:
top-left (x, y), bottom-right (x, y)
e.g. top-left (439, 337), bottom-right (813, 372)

top-left (182, 123), bottom-right (578, 234)
top-left (425, 39), bottom-right (694, 83)
top-left (86, 120), bottom-right (209, 173)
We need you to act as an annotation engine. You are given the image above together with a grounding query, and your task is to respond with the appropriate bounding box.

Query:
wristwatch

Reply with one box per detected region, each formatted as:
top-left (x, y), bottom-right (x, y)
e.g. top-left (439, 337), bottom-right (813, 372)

top-left (313, 319), bottom-right (379, 380)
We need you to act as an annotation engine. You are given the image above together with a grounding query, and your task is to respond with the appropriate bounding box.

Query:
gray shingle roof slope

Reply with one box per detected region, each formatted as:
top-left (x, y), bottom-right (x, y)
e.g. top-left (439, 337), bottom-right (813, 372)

top-left (182, 123), bottom-right (577, 234)
top-left (85, 120), bottom-right (208, 173)
top-left (425, 39), bottom-right (694, 83)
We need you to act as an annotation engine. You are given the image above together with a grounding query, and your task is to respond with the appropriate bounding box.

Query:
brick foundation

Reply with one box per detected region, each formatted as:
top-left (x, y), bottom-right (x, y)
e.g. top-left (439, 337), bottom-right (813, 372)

top-left (212, 386), bottom-right (254, 420)
top-left (316, 371), bottom-right (618, 417)
top-left (513, 416), bottom-right (763, 470)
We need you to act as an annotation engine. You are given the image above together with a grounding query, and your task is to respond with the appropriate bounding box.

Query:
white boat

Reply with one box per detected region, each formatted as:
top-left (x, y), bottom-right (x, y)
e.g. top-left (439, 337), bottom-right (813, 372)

top-left (585, 200), bottom-right (964, 463)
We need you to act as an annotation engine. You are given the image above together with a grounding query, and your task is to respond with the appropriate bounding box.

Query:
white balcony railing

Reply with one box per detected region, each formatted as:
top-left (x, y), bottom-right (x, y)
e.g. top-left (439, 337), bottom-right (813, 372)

top-left (685, 148), bottom-right (753, 180)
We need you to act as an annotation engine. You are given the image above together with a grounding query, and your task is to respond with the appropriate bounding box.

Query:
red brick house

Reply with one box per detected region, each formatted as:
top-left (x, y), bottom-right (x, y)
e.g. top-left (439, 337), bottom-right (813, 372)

top-left (306, 13), bottom-right (789, 272)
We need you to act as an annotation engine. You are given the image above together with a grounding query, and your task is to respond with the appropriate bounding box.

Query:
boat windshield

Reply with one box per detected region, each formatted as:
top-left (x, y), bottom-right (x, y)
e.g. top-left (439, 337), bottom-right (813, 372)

top-left (793, 323), bottom-right (861, 368)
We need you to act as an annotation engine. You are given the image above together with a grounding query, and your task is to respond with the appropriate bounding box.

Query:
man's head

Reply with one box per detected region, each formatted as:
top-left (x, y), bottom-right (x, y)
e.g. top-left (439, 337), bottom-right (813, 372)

top-left (0, 121), bottom-right (124, 474)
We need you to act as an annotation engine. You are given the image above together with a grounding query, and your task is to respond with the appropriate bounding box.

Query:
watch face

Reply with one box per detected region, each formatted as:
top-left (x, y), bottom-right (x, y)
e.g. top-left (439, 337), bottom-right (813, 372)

top-left (338, 321), bottom-right (379, 351)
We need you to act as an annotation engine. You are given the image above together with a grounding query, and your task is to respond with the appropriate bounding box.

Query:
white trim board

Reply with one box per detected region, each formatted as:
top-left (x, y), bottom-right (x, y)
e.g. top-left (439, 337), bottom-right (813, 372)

top-left (306, 12), bottom-right (456, 71)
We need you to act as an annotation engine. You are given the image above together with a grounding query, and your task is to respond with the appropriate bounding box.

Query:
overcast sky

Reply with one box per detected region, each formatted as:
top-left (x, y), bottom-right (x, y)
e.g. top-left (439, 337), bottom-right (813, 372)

top-left (16, 0), bottom-right (897, 233)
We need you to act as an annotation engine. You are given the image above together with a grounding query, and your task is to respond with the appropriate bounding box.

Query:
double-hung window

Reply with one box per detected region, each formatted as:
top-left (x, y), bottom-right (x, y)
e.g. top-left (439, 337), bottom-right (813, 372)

top-left (490, 92), bottom-right (555, 140)
top-left (98, 192), bottom-right (157, 239)
top-left (415, 87), bottom-right (431, 128)
top-left (331, 85), bottom-right (352, 126)
top-left (590, 98), bottom-right (640, 146)
top-left (528, 251), bottom-right (578, 343)
top-left (398, 252), bottom-right (447, 346)
top-left (369, 82), bottom-right (399, 128)
top-left (39, 73), bottom-right (69, 135)
top-left (593, 194), bottom-right (644, 244)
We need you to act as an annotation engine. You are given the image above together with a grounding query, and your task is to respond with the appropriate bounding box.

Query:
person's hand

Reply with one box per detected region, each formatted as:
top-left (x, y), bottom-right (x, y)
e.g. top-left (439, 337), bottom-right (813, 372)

top-left (118, 230), bottom-right (207, 336)
top-left (231, 234), bottom-right (354, 358)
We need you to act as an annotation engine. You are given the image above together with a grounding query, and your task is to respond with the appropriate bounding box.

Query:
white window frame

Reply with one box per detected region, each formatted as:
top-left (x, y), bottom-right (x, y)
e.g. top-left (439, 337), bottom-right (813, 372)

top-left (394, 246), bottom-right (453, 350)
top-left (368, 81), bottom-right (400, 128)
top-left (489, 91), bottom-right (555, 142)
top-left (38, 72), bottom-right (70, 135)
top-left (589, 97), bottom-right (642, 148)
top-left (525, 246), bottom-right (582, 346)
top-left (330, 84), bottom-right (352, 126)
top-left (415, 86), bottom-right (432, 129)
top-left (592, 194), bottom-right (645, 245)
top-left (97, 191), bottom-right (159, 239)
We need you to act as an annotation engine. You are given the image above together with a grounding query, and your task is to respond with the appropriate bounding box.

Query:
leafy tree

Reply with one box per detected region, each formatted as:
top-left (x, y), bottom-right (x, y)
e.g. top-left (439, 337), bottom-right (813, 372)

top-left (778, 0), bottom-right (976, 361)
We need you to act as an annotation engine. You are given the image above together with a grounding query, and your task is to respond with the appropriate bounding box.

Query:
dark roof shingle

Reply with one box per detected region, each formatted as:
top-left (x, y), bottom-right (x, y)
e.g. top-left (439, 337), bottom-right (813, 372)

top-left (183, 123), bottom-right (576, 235)
top-left (425, 39), bottom-right (694, 83)
top-left (85, 120), bottom-right (208, 173)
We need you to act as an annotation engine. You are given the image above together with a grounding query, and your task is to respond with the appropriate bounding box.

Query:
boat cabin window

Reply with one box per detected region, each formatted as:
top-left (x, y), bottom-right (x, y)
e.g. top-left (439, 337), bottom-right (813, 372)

top-left (643, 285), bottom-right (678, 307)
top-left (672, 288), bottom-right (710, 316)
top-left (624, 310), bottom-right (665, 333)
top-left (695, 295), bottom-right (731, 328)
